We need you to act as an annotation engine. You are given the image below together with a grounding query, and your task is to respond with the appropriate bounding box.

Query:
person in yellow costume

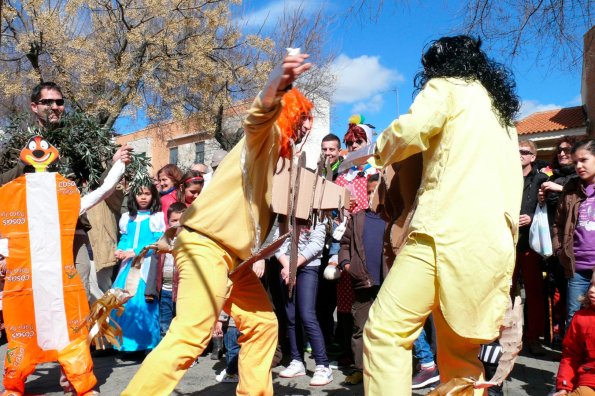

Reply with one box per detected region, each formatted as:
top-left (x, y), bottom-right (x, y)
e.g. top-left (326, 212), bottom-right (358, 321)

top-left (361, 36), bottom-right (523, 395)
top-left (122, 53), bottom-right (313, 396)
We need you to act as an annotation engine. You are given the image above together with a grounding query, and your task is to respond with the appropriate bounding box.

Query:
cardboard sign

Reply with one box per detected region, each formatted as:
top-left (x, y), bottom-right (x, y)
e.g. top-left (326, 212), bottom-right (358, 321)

top-left (272, 157), bottom-right (349, 219)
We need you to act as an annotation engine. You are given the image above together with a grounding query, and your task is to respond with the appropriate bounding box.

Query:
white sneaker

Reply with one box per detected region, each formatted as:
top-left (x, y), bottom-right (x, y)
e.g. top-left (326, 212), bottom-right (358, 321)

top-left (279, 359), bottom-right (306, 378)
top-left (310, 365), bottom-right (333, 386)
top-left (215, 369), bottom-right (239, 383)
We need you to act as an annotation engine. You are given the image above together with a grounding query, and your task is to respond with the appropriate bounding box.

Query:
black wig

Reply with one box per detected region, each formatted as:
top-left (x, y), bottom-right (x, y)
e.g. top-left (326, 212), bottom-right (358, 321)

top-left (414, 35), bottom-right (520, 126)
top-left (127, 182), bottom-right (162, 218)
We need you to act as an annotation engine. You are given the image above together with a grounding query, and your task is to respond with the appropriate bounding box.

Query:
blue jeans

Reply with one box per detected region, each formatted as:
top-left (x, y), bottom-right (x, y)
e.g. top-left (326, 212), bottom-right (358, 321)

top-left (413, 328), bottom-right (434, 365)
top-left (159, 289), bottom-right (175, 338)
top-left (566, 269), bottom-right (593, 329)
top-left (282, 265), bottom-right (329, 366)
top-left (224, 326), bottom-right (240, 375)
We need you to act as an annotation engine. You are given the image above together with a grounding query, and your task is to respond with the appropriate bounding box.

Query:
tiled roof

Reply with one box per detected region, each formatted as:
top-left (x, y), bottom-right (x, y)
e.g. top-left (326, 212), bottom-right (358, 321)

top-left (515, 106), bottom-right (586, 135)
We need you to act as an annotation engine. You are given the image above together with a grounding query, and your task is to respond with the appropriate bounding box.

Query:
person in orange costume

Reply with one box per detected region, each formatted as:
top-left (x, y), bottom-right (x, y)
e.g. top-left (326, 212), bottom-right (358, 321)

top-left (0, 136), bottom-right (127, 396)
top-left (122, 52), bottom-right (313, 396)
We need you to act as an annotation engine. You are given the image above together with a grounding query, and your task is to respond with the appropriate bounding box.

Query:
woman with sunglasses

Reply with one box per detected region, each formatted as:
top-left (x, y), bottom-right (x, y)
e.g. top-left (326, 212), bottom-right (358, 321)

top-left (337, 121), bottom-right (377, 213)
top-left (541, 137), bottom-right (579, 222)
top-left (539, 136), bottom-right (579, 341)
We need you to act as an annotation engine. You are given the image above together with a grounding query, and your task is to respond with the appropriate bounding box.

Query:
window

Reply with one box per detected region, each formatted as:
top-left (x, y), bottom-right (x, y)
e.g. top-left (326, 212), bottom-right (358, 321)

top-left (169, 147), bottom-right (178, 165)
top-left (195, 142), bottom-right (205, 164)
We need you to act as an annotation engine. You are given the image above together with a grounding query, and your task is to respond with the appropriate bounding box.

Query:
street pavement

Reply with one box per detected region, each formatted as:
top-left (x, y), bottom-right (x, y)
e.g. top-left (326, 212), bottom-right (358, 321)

top-left (0, 341), bottom-right (560, 395)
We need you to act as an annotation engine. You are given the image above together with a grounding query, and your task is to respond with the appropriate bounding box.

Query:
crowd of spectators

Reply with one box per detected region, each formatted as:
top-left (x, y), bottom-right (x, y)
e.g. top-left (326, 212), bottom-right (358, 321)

top-left (0, 80), bottom-right (594, 396)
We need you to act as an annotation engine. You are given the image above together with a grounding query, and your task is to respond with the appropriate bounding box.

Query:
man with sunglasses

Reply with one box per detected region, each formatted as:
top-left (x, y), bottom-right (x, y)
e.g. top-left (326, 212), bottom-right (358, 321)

top-left (1, 82), bottom-right (132, 306)
top-left (2, 82), bottom-right (133, 183)
top-left (30, 82), bottom-right (66, 127)
top-left (514, 140), bottom-right (549, 356)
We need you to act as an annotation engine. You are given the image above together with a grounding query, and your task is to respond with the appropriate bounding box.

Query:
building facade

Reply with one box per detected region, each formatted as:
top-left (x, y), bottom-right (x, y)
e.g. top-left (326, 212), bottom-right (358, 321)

top-left (516, 106), bottom-right (587, 161)
top-left (115, 96), bottom-right (331, 174)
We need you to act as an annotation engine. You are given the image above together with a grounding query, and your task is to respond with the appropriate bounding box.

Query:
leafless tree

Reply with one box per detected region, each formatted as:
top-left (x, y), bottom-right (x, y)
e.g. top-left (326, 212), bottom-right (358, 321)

top-left (460, 0), bottom-right (593, 70)
top-left (349, 0), bottom-right (593, 70)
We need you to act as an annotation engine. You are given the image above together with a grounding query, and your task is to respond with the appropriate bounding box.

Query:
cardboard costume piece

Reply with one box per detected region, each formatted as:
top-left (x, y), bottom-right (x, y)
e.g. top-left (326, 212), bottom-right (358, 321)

top-left (0, 136), bottom-right (125, 395)
top-left (272, 155), bottom-right (348, 295)
top-left (272, 157), bottom-right (350, 220)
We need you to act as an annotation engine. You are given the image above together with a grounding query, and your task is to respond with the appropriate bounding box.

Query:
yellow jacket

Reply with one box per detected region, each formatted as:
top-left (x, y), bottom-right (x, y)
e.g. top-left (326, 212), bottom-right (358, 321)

top-left (372, 77), bottom-right (523, 340)
top-left (180, 95), bottom-right (283, 262)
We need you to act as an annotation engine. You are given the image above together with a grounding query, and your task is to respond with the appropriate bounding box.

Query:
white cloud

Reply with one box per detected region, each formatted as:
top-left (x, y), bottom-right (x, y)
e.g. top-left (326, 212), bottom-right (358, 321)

top-left (331, 54), bottom-right (403, 104)
top-left (239, 1), bottom-right (317, 28)
top-left (567, 94), bottom-right (582, 106)
top-left (351, 94), bottom-right (384, 115)
top-left (518, 100), bottom-right (562, 120)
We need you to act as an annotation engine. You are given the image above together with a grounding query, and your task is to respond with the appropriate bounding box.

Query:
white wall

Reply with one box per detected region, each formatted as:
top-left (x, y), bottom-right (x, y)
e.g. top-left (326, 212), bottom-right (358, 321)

top-left (175, 138), bottom-right (223, 171)
top-left (299, 95), bottom-right (331, 170)
top-left (127, 137), bottom-right (151, 157)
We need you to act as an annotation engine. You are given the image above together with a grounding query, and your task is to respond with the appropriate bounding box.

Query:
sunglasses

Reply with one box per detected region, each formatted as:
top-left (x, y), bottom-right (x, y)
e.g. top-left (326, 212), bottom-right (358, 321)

top-left (557, 146), bottom-right (571, 154)
top-left (345, 139), bottom-right (365, 147)
top-left (519, 149), bottom-right (534, 156)
top-left (37, 98), bottom-right (65, 106)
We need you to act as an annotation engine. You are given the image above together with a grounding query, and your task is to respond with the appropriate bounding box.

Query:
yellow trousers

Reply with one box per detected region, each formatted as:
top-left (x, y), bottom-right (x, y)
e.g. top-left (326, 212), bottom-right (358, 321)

top-left (122, 229), bottom-right (278, 396)
top-left (569, 387), bottom-right (595, 396)
top-left (363, 234), bottom-right (486, 395)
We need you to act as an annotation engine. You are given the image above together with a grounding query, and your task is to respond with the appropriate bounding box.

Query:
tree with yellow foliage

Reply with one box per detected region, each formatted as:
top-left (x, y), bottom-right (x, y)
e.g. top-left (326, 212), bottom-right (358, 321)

top-left (0, 0), bottom-right (274, 130)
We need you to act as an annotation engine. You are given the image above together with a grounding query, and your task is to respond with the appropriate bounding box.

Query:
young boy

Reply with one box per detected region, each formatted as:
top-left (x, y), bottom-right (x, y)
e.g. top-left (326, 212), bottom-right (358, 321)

top-left (146, 202), bottom-right (186, 337)
top-left (338, 174), bottom-right (388, 385)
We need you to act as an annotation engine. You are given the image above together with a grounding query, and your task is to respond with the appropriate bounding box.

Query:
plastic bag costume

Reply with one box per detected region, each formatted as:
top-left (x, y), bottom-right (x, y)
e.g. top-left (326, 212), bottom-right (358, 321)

top-left (0, 136), bottom-right (124, 395)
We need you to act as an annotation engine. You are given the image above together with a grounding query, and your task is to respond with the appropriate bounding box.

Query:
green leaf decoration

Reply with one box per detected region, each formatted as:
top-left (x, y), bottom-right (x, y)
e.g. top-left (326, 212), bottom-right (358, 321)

top-left (0, 112), bottom-right (152, 194)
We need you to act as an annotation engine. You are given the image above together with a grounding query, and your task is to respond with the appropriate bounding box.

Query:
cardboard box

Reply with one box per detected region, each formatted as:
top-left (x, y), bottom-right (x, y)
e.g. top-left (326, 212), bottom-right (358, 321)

top-left (272, 158), bottom-right (349, 219)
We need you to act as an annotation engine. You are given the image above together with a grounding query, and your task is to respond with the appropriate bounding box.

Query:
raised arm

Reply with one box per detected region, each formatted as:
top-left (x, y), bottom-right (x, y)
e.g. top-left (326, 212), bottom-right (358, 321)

top-left (79, 159), bottom-right (126, 215)
top-left (243, 53), bottom-right (312, 146)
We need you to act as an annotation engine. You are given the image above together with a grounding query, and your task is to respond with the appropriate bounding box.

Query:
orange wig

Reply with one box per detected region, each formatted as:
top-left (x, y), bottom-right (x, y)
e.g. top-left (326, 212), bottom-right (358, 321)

top-left (277, 88), bottom-right (314, 159)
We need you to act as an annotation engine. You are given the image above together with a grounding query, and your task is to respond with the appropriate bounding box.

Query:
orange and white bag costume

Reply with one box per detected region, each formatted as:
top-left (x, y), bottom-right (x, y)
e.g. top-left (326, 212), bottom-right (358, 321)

top-left (0, 136), bottom-right (125, 395)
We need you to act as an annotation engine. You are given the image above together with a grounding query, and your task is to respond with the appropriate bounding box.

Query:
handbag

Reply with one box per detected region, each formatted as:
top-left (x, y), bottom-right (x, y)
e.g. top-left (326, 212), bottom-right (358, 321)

top-left (124, 260), bottom-right (142, 296)
top-left (529, 204), bottom-right (553, 257)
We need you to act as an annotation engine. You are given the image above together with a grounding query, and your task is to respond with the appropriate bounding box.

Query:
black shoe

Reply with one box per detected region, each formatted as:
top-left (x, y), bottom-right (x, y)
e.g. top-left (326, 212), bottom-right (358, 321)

top-left (527, 341), bottom-right (547, 356)
top-left (412, 365), bottom-right (440, 389)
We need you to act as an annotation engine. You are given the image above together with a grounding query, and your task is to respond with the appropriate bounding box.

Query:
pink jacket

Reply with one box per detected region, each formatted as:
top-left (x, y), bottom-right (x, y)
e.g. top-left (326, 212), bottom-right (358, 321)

top-left (160, 190), bottom-right (178, 224)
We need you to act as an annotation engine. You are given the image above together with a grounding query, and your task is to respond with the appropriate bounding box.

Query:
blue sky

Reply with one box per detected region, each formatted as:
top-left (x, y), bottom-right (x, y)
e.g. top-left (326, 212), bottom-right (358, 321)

top-left (237, 0), bottom-right (583, 139)
top-left (115, 0), bottom-right (584, 137)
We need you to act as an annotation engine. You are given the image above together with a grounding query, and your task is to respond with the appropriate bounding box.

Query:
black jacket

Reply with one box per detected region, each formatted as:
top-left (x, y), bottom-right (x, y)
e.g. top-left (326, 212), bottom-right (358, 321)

top-left (545, 165), bottom-right (577, 227)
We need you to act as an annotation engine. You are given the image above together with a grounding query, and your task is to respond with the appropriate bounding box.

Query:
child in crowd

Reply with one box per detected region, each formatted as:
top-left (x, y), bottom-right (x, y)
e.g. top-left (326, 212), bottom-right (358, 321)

top-left (157, 164), bottom-right (183, 219)
top-left (553, 139), bottom-right (595, 327)
top-left (412, 328), bottom-right (440, 390)
top-left (552, 271), bottom-right (595, 396)
top-left (214, 312), bottom-right (241, 383)
top-left (338, 174), bottom-right (388, 385)
top-left (177, 170), bottom-right (204, 207)
top-left (214, 261), bottom-right (266, 383)
top-left (276, 218), bottom-right (333, 386)
top-left (334, 121), bottom-right (378, 368)
top-left (146, 202), bottom-right (186, 337)
top-left (112, 182), bottom-right (165, 353)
